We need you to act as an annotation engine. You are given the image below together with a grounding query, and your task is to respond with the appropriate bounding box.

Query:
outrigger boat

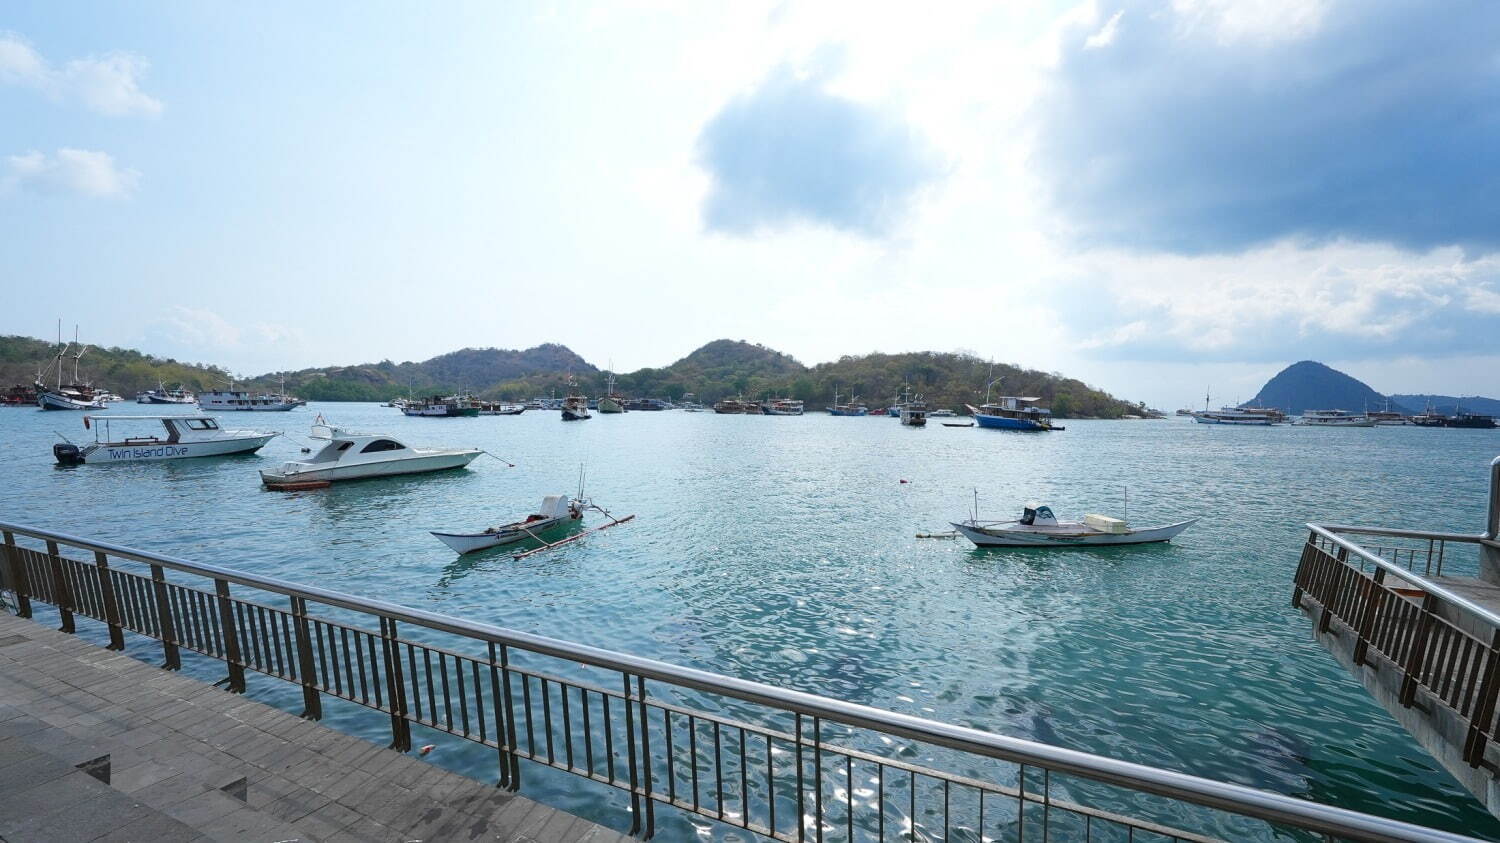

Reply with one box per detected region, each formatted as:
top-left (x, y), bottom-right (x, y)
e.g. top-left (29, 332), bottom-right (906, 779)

top-left (54, 415), bottom-right (279, 465)
top-left (431, 495), bottom-right (584, 554)
top-left (952, 502), bottom-right (1197, 548)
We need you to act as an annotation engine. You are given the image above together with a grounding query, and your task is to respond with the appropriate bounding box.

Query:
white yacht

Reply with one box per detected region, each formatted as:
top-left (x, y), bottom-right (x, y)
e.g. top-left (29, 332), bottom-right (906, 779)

top-left (1296, 409), bottom-right (1375, 428)
top-left (260, 423), bottom-right (481, 488)
top-left (137, 383), bottom-right (196, 405)
top-left (54, 415), bottom-right (279, 465)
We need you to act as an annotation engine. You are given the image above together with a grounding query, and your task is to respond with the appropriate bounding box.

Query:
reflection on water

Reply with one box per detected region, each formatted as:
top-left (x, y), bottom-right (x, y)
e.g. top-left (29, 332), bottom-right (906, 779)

top-left (1, 403), bottom-right (1497, 838)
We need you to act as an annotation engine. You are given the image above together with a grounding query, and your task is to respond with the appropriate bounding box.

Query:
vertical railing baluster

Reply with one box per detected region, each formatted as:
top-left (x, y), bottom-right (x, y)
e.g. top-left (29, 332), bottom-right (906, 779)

top-left (602, 690), bottom-right (614, 782)
top-left (1400, 595), bottom-right (1438, 707)
top-left (713, 720), bottom-right (724, 819)
top-left (1018, 764), bottom-right (1026, 842)
top-left (876, 763), bottom-right (884, 842)
top-left (215, 579), bottom-right (246, 692)
top-left (152, 564), bottom-right (181, 669)
top-left (561, 684), bottom-right (574, 770)
top-left (498, 643), bottom-right (521, 789)
top-left (471, 660), bottom-right (486, 744)
top-left (767, 734), bottom-right (776, 835)
top-left (92, 551), bottom-right (124, 650)
top-left (457, 656), bottom-right (471, 738)
top-left (637, 676), bottom-right (655, 838)
top-left (487, 642), bottom-right (509, 788)
top-left (739, 727), bottom-right (749, 827)
top-left (44, 540), bottom-right (74, 633)
top-left (2, 531), bottom-right (32, 618)
top-left (622, 674), bottom-right (642, 836)
top-left (689, 714), bottom-right (699, 811)
top-left (1043, 768), bottom-right (1051, 841)
top-left (845, 755), bottom-right (853, 843)
top-left (541, 679), bottom-right (553, 761)
top-left (524, 674), bottom-right (537, 759)
top-left (290, 596), bottom-right (321, 719)
top-left (663, 709), bottom-right (675, 803)
top-left (795, 713), bottom-right (805, 843)
top-left (812, 716), bottom-right (823, 843)
top-left (407, 644), bottom-right (423, 724)
top-left (1464, 629), bottom-right (1500, 766)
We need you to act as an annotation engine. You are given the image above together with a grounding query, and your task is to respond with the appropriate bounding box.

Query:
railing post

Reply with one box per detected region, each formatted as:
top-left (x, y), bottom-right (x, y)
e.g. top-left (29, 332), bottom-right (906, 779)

top-left (487, 642), bottom-right (511, 789)
top-left (214, 579), bottom-right (246, 693)
top-left (149, 564), bottom-right (181, 670)
top-left (1464, 629), bottom-right (1500, 767)
top-left (1399, 594), bottom-right (1438, 708)
top-left (44, 540), bottom-right (75, 633)
top-left (1351, 567), bottom-right (1385, 667)
top-left (379, 616), bottom-right (411, 751)
top-left (497, 643), bottom-right (522, 790)
top-left (290, 596), bottom-right (321, 720)
top-left (622, 673), bottom-right (643, 836)
top-left (92, 551), bottom-right (125, 651)
top-left (636, 675), bottom-right (655, 839)
top-left (2, 531), bottom-right (32, 618)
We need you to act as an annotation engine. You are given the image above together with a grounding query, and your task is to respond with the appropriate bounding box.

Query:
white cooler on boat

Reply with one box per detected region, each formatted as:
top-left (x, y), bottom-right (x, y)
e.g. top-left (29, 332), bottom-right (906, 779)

top-left (1083, 514), bottom-right (1129, 534)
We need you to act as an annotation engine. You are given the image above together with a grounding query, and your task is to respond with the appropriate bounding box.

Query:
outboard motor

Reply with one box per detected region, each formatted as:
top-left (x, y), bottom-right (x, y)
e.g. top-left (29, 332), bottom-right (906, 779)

top-left (53, 442), bottom-right (84, 466)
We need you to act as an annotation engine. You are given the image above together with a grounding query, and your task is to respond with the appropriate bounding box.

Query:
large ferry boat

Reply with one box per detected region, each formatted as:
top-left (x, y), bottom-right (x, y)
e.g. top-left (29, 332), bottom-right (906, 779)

top-left (198, 383), bottom-right (304, 412)
top-left (1295, 409), bottom-right (1375, 427)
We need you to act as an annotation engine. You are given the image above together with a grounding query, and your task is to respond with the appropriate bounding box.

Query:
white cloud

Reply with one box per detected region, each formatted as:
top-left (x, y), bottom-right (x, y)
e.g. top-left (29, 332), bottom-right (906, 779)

top-left (0, 32), bottom-right (162, 116)
top-left (1084, 10), bottom-right (1124, 48)
top-left (5, 148), bottom-right (140, 197)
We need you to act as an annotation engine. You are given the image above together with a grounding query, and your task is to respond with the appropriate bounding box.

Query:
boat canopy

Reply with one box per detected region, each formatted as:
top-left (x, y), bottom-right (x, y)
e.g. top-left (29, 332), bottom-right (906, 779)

top-left (1020, 504), bottom-right (1058, 526)
top-left (539, 495), bottom-right (572, 519)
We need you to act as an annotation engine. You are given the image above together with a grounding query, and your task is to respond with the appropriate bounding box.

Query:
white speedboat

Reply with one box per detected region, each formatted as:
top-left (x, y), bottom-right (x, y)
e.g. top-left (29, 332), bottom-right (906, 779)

top-left (1296, 409), bottom-right (1375, 427)
top-left (260, 423), bottom-right (481, 489)
top-left (430, 495), bottom-right (584, 554)
top-left (54, 415), bottom-right (279, 465)
top-left (952, 503), bottom-right (1197, 548)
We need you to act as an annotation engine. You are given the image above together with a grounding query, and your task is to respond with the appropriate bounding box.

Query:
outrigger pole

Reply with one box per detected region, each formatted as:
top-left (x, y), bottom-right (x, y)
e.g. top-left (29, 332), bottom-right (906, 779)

top-left (511, 513), bottom-right (636, 560)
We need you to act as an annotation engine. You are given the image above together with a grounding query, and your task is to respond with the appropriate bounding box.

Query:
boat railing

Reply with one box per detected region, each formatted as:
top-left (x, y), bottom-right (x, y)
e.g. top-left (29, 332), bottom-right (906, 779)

top-left (1294, 523), bottom-right (1500, 777)
top-left (0, 519), bottom-right (1480, 842)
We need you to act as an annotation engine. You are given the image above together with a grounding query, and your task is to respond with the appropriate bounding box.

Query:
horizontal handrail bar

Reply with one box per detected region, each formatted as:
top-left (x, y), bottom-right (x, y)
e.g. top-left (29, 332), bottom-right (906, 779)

top-left (0, 519), bottom-right (1479, 842)
top-left (1318, 525), bottom-right (1485, 543)
top-left (1308, 524), bottom-right (1500, 630)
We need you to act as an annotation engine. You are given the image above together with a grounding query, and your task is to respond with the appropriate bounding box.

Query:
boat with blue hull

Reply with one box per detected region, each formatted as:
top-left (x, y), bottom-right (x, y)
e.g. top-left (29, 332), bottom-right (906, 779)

top-left (965, 396), bottom-right (1055, 431)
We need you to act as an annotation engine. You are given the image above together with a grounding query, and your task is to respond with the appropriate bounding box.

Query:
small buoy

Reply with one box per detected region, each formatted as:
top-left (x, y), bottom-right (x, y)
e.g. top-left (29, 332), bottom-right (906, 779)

top-left (419, 744), bottom-right (435, 756)
top-left (899, 479), bottom-right (909, 484)
top-left (300, 447), bottom-right (311, 453)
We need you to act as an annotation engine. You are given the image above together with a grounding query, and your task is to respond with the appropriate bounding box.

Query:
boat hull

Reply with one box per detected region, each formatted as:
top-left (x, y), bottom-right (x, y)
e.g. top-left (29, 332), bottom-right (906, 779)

top-left (38, 391), bottom-right (105, 411)
top-left (80, 434), bottom-right (277, 463)
top-left (260, 450), bottom-right (480, 485)
top-left (431, 513), bottom-right (582, 554)
top-left (951, 518), bottom-right (1198, 547)
top-left (1191, 414), bottom-right (1272, 425)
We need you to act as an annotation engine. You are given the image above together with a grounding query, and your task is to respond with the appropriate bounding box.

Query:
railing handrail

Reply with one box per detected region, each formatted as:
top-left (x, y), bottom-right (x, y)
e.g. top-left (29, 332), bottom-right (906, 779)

top-left (1317, 524), bottom-right (1486, 544)
top-left (0, 519), bottom-right (1479, 842)
top-left (1308, 523), bottom-right (1500, 630)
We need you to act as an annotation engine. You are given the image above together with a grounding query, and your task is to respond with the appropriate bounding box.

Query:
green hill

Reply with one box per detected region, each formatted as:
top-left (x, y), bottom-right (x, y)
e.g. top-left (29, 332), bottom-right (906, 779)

top-left (0, 335), bottom-right (230, 397)
top-left (0, 334), bottom-right (1140, 417)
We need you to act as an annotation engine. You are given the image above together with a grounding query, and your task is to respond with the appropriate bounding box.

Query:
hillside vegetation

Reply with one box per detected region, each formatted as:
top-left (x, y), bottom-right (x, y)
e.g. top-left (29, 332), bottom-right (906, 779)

top-left (0, 335), bottom-right (229, 396)
top-left (1, 334), bottom-right (1140, 417)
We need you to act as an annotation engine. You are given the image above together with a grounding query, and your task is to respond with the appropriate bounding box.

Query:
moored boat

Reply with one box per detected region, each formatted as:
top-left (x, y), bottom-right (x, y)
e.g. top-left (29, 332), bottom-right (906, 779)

top-left (137, 383), bottom-right (196, 405)
top-left (952, 503), bottom-right (1197, 548)
top-left (199, 383), bottom-right (305, 412)
top-left (966, 397), bottom-right (1054, 431)
top-left (260, 423), bottom-right (481, 488)
top-left (1296, 409), bottom-right (1375, 427)
top-left (827, 388), bottom-right (868, 416)
top-left (403, 395), bottom-right (480, 417)
top-left (762, 398), bottom-right (804, 416)
top-left (54, 415), bottom-right (279, 465)
top-left (561, 393), bottom-right (592, 421)
top-left (431, 495), bottom-right (584, 554)
top-left (900, 399), bottom-right (928, 427)
top-left (598, 373), bottom-right (626, 413)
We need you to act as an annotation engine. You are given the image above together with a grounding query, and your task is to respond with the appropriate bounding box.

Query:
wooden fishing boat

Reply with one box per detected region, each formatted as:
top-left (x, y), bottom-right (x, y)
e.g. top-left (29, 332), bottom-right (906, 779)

top-left (431, 495), bottom-right (584, 554)
top-left (952, 503), bottom-right (1197, 548)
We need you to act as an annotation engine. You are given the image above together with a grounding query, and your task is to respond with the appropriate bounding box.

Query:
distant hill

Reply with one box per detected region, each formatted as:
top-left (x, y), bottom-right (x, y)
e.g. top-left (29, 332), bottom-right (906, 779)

top-left (0, 333), bottom-right (1142, 416)
top-left (1245, 361), bottom-right (1407, 415)
top-left (0, 335), bottom-right (230, 397)
top-left (1390, 394), bottom-right (1500, 416)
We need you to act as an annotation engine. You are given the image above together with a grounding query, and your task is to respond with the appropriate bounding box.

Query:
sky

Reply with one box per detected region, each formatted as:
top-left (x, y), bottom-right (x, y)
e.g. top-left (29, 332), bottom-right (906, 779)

top-left (2, 0), bottom-right (1498, 409)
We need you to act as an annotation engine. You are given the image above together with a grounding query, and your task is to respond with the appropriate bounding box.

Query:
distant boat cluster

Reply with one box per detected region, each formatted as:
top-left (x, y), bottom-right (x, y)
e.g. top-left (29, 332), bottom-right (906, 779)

top-left (1178, 396), bottom-right (1496, 429)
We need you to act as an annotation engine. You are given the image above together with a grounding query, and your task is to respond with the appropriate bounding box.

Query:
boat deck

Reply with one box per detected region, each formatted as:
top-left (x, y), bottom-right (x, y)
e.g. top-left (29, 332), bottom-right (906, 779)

top-left (0, 611), bottom-right (626, 842)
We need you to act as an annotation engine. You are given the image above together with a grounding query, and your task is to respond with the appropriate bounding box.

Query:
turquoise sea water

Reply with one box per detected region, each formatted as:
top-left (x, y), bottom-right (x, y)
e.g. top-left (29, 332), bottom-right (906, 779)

top-left (2, 403), bottom-right (1498, 839)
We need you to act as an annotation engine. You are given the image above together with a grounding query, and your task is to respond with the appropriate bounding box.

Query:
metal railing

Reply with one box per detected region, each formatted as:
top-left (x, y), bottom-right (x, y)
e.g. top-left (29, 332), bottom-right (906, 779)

top-left (1294, 524), bottom-right (1500, 775)
top-left (0, 520), bottom-right (1479, 842)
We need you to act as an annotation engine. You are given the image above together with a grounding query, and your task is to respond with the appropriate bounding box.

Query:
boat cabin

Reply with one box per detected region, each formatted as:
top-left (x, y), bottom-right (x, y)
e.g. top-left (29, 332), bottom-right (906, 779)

top-left (302, 425), bottom-right (415, 463)
top-left (84, 415), bottom-right (227, 445)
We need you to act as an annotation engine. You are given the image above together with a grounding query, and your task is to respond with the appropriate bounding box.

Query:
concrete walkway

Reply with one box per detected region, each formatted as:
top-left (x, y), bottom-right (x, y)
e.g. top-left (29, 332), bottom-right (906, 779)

top-left (0, 612), bottom-right (628, 842)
